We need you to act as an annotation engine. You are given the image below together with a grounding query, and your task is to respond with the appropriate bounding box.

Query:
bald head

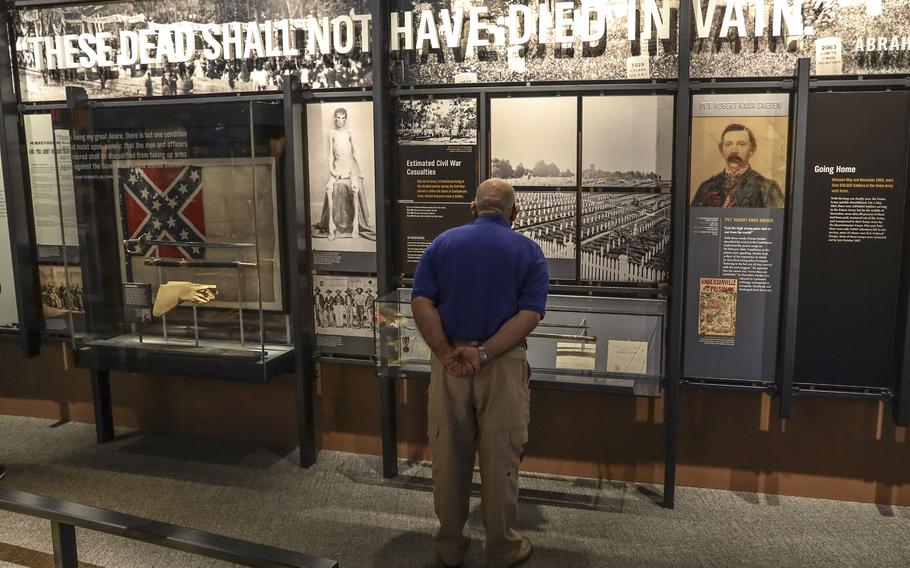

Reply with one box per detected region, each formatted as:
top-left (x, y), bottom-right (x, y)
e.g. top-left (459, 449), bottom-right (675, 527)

top-left (474, 178), bottom-right (516, 220)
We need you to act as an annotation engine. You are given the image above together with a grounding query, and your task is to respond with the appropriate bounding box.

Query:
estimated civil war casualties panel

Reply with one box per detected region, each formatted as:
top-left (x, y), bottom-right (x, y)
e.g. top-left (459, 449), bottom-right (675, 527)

top-left (396, 97), bottom-right (478, 275)
top-left (684, 94), bottom-right (790, 382)
top-left (794, 91), bottom-right (910, 389)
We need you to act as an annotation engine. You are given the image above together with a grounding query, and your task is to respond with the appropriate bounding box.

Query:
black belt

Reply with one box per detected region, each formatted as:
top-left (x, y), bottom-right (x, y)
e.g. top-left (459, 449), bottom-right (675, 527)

top-left (462, 339), bottom-right (528, 350)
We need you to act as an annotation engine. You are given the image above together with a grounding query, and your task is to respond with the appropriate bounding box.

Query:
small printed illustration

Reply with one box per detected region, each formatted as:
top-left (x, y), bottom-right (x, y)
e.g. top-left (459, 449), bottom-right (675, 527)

top-left (698, 278), bottom-right (738, 337)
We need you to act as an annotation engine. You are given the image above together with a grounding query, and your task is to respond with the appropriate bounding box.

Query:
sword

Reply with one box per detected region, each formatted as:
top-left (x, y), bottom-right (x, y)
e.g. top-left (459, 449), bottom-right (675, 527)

top-left (530, 332), bottom-right (597, 342)
top-left (124, 233), bottom-right (255, 255)
top-left (397, 324), bottom-right (596, 343)
top-left (143, 258), bottom-right (257, 269)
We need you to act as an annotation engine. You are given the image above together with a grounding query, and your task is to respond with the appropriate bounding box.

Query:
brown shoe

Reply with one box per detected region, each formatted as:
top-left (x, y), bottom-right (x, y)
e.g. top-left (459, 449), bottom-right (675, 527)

top-left (488, 537), bottom-right (532, 568)
top-left (507, 537), bottom-right (532, 567)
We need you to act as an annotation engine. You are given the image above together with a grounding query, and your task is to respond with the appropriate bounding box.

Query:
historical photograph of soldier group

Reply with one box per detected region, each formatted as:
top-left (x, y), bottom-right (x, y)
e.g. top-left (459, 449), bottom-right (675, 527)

top-left (582, 95), bottom-right (674, 189)
top-left (396, 97), bottom-right (477, 146)
top-left (38, 265), bottom-right (84, 317)
top-left (313, 276), bottom-right (377, 338)
top-left (490, 96), bottom-right (577, 188)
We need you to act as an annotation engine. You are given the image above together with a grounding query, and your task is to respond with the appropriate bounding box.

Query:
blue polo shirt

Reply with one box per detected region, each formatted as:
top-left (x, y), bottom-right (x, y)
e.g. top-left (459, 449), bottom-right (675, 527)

top-left (412, 214), bottom-right (549, 342)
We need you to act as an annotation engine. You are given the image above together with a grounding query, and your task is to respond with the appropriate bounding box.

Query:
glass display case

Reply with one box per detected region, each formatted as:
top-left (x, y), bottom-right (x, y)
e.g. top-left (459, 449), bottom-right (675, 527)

top-left (45, 98), bottom-right (294, 381)
top-left (377, 289), bottom-right (665, 395)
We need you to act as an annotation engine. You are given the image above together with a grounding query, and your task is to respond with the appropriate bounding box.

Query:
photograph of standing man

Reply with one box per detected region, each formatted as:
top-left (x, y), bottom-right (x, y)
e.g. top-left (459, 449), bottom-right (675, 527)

top-left (411, 178), bottom-right (549, 568)
top-left (306, 100), bottom-right (377, 269)
top-left (691, 123), bottom-right (785, 208)
top-left (313, 107), bottom-right (375, 240)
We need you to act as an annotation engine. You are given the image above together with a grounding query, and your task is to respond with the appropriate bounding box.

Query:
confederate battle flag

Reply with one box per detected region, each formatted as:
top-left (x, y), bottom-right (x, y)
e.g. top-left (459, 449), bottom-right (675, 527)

top-left (119, 165), bottom-right (207, 259)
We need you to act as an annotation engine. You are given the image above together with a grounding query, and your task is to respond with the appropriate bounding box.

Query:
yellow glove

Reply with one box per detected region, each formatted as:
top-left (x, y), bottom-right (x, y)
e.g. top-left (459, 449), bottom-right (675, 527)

top-left (152, 281), bottom-right (218, 317)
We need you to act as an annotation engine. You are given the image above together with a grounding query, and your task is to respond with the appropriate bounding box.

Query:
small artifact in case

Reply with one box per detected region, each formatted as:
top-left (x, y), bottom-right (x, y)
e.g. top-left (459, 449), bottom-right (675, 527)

top-left (152, 282), bottom-right (218, 316)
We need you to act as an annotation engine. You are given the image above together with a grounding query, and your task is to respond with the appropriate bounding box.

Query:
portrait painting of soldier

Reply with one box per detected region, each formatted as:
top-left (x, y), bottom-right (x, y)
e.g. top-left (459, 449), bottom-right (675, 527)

top-left (690, 119), bottom-right (789, 209)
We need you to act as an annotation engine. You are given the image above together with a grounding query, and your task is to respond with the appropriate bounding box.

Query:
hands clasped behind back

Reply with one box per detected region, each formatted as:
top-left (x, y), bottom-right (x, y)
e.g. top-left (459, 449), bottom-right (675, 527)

top-left (443, 343), bottom-right (482, 376)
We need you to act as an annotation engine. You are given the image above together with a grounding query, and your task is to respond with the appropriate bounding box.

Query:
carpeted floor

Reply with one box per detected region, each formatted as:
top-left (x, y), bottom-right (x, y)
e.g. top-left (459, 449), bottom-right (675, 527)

top-left (0, 414), bottom-right (908, 567)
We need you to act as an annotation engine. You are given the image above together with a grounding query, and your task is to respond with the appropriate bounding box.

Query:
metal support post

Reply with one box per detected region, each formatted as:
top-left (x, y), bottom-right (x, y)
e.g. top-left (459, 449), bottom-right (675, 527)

top-left (0, 7), bottom-right (41, 357)
top-left (51, 521), bottom-right (78, 568)
top-left (663, 0), bottom-right (693, 510)
top-left (777, 58), bottom-right (811, 420)
top-left (284, 77), bottom-right (318, 467)
top-left (380, 374), bottom-right (399, 478)
top-left (90, 369), bottom-right (114, 443)
top-left (372, 0), bottom-right (398, 477)
top-left (894, 90), bottom-right (910, 427)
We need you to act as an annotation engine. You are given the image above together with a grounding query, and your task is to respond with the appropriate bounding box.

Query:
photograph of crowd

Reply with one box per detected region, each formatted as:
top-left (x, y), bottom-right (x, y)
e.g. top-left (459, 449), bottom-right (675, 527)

top-left (582, 96), bottom-right (674, 188)
top-left (39, 265), bottom-right (84, 317)
top-left (307, 101), bottom-right (376, 253)
top-left (15, 0), bottom-right (372, 102)
top-left (690, 0), bottom-right (910, 78)
top-left (513, 191), bottom-right (577, 260)
top-left (491, 97), bottom-right (577, 187)
top-left (396, 98), bottom-right (478, 145)
top-left (580, 192), bottom-right (671, 283)
top-left (314, 276), bottom-right (377, 338)
top-left (390, 0), bottom-right (678, 86)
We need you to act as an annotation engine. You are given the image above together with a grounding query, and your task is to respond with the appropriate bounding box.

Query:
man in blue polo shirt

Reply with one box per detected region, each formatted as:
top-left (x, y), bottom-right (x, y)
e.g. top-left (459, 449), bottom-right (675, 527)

top-left (412, 178), bottom-right (549, 568)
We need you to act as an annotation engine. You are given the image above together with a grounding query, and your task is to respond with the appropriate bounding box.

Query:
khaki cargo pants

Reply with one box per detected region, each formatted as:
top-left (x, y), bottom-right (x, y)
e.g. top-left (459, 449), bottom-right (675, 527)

top-left (428, 345), bottom-right (530, 567)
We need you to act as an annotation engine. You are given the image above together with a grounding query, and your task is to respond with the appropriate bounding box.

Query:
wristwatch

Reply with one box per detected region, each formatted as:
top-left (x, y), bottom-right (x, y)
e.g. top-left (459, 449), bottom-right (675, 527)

top-left (477, 344), bottom-right (489, 366)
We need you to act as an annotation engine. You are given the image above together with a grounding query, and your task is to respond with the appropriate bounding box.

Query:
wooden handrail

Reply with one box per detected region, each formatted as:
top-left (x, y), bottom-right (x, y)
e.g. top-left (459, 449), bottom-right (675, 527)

top-left (0, 487), bottom-right (338, 568)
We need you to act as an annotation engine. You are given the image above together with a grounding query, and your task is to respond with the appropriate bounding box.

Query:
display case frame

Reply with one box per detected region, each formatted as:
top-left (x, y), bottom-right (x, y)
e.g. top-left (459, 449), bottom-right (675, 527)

top-left (2, 0), bottom-right (910, 508)
top-left (378, 290), bottom-right (666, 393)
top-left (53, 87), bottom-right (295, 380)
top-left (1, 0), bottom-right (382, 469)
top-left (378, 59), bottom-right (682, 510)
top-left (282, 74), bottom-right (382, 465)
top-left (681, 63), bottom-right (910, 429)
top-left (0, 6), bottom-right (41, 356)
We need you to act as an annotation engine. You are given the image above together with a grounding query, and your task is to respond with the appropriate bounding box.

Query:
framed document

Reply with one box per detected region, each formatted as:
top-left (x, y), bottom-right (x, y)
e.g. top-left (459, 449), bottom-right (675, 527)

top-left (607, 340), bottom-right (648, 374)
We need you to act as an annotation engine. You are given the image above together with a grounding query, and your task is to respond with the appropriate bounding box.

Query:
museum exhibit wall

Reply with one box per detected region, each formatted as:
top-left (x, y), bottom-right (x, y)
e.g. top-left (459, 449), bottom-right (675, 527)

top-left (4, 0), bottom-right (910, 509)
top-left (1, 341), bottom-right (909, 506)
